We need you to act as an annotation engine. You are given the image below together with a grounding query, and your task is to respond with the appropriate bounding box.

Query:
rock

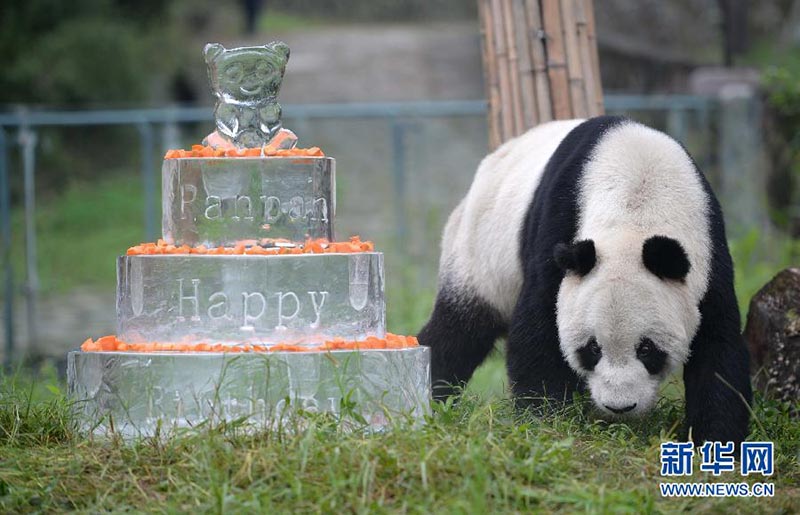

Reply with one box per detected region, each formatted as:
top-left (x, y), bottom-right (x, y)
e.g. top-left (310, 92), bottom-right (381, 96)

top-left (743, 268), bottom-right (800, 406)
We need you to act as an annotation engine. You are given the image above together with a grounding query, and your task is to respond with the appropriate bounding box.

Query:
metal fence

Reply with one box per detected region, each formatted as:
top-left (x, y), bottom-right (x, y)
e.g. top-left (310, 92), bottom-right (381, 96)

top-left (2, 94), bottom-right (765, 366)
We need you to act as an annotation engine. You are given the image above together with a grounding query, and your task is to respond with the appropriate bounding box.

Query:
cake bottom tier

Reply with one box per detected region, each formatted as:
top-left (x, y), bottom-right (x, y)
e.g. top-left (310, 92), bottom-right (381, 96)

top-left (67, 346), bottom-right (431, 438)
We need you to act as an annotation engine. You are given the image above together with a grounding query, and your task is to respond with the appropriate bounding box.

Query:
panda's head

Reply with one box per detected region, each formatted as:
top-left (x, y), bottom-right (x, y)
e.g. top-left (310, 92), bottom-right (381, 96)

top-left (555, 234), bottom-right (699, 417)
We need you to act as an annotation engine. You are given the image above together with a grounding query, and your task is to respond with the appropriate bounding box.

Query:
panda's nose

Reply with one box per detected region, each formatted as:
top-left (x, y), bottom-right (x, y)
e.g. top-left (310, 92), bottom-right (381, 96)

top-left (605, 403), bottom-right (637, 414)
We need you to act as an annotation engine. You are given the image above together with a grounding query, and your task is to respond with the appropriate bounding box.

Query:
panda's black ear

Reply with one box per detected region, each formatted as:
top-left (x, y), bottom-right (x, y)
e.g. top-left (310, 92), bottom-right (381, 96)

top-left (642, 236), bottom-right (690, 281)
top-left (554, 240), bottom-right (596, 276)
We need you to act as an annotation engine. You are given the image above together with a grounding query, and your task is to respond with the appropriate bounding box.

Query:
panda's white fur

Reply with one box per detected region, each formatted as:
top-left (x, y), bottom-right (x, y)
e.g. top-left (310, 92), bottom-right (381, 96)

top-left (436, 118), bottom-right (714, 417)
top-left (440, 119), bottom-right (584, 318)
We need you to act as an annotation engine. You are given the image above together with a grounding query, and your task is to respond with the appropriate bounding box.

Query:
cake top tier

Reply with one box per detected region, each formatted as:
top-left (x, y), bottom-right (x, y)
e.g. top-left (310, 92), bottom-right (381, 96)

top-left (161, 42), bottom-right (336, 247)
top-left (162, 154), bottom-right (335, 246)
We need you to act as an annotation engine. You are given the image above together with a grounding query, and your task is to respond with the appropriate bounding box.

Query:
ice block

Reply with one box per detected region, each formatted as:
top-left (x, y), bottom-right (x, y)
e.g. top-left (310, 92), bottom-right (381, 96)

top-left (117, 253), bottom-right (384, 346)
top-left (162, 156), bottom-right (335, 246)
top-left (67, 346), bottom-right (431, 437)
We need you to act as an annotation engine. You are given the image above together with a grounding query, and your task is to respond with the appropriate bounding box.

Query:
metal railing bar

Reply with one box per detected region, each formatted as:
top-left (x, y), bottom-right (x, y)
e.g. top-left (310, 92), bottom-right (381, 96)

top-left (0, 95), bottom-right (717, 128)
top-left (604, 94), bottom-right (715, 111)
top-left (20, 128), bottom-right (38, 357)
top-left (0, 128), bottom-right (12, 369)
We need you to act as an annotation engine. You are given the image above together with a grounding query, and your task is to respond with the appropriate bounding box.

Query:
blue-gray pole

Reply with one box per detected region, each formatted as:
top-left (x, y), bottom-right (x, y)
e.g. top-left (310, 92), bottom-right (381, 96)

top-left (21, 127), bottom-right (38, 356)
top-left (0, 128), bottom-right (12, 369)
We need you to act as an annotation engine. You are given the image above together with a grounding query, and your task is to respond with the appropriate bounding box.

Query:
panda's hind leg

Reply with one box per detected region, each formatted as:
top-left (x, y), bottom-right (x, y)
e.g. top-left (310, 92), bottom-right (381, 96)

top-left (417, 286), bottom-right (506, 401)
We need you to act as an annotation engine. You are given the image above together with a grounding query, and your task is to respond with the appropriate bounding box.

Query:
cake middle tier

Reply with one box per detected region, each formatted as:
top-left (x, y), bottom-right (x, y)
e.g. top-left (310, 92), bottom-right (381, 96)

top-left (163, 156), bottom-right (335, 247)
top-left (117, 253), bottom-right (384, 345)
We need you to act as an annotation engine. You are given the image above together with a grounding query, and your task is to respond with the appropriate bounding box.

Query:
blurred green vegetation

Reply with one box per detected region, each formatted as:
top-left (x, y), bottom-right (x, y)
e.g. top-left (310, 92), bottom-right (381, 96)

top-left (258, 11), bottom-right (326, 32)
top-left (730, 229), bottom-right (800, 320)
top-left (8, 175), bottom-right (147, 293)
top-left (742, 36), bottom-right (800, 232)
top-left (2, 0), bottom-right (189, 202)
top-left (1, 0), bottom-right (174, 106)
top-left (763, 66), bottom-right (800, 229)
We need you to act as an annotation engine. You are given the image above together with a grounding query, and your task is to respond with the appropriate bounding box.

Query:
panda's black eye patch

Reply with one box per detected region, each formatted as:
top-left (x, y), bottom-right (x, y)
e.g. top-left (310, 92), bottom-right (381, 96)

top-left (637, 338), bottom-right (668, 375)
top-left (577, 337), bottom-right (602, 371)
top-left (642, 236), bottom-right (690, 281)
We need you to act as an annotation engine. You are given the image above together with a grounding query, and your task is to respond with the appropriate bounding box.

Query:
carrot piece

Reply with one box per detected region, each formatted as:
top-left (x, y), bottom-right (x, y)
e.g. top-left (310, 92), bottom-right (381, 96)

top-left (94, 335), bottom-right (117, 351)
top-left (305, 241), bottom-right (324, 253)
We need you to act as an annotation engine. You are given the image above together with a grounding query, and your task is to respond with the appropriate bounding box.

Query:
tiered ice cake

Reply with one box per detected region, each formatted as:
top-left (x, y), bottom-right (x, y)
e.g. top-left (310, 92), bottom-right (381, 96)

top-left (67, 42), bottom-right (431, 437)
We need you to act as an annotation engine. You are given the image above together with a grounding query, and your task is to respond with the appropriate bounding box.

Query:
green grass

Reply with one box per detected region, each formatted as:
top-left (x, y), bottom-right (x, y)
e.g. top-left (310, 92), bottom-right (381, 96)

top-left (730, 229), bottom-right (800, 320)
top-left (0, 361), bottom-right (797, 513)
top-left (9, 175), bottom-right (149, 294)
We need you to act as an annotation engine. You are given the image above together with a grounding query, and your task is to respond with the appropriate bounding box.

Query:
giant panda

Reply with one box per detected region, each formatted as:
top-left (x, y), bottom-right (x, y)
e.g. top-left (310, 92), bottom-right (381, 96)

top-left (418, 115), bottom-right (752, 445)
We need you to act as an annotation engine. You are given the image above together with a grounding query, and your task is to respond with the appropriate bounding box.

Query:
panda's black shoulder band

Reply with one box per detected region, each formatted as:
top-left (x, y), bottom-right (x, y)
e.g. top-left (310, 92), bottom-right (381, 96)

top-left (642, 235), bottom-right (690, 281)
top-left (553, 240), bottom-right (596, 276)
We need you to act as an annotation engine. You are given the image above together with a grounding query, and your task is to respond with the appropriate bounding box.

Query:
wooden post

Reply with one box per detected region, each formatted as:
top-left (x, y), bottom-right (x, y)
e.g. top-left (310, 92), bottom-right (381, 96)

top-left (479, 0), bottom-right (605, 149)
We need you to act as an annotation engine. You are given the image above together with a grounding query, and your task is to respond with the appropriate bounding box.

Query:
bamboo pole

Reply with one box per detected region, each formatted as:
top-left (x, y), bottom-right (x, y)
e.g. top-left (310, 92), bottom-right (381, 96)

top-left (502, 0), bottom-right (525, 136)
top-left (524, 0), bottom-right (553, 123)
top-left (574, 0), bottom-right (597, 116)
top-left (512, 0), bottom-right (539, 127)
top-left (479, 0), bottom-right (503, 149)
top-left (490, 0), bottom-right (515, 143)
top-left (540, 0), bottom-right (572, 120)
top-left (583, 0), bottom-right (605, 115)
top-left (479, 0), bottom-right (604, 149)
top-left (561, 0), bottom-right (588, 117)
